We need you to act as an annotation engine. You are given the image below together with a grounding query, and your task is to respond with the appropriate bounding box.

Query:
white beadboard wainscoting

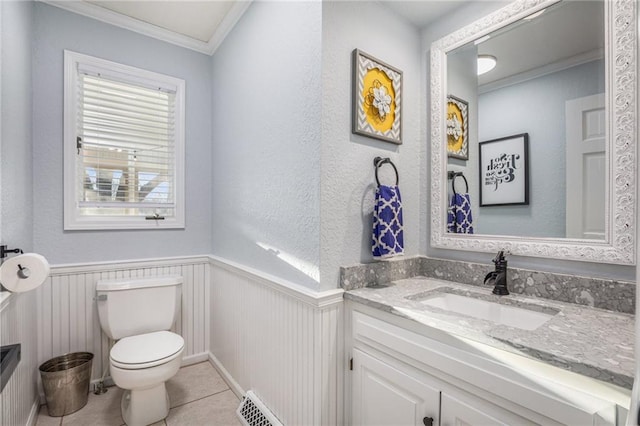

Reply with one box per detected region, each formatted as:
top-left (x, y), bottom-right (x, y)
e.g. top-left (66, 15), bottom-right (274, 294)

top-left (36, 256), bottom-right (212, 387)
top-left (30, 254), bottom-right (345, 425)
top-left (209, 256), bottom-right (345, 426)
top-left (0, 292), bottom-right (40, 426)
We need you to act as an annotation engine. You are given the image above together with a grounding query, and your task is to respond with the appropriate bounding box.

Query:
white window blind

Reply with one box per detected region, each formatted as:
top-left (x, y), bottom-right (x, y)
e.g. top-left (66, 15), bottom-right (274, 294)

top-left (64, 51), bottom-right (185, 230)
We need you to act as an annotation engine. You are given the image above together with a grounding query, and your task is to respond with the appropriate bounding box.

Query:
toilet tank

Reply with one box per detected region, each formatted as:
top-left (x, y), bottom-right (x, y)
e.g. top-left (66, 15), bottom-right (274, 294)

top-left (96, 276), bottom-right (182, 340)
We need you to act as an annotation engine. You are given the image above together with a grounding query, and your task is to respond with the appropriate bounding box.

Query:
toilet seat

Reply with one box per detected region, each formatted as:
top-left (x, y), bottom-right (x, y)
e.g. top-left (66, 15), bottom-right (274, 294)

top-left (111, 330), bottom-right (184, 370)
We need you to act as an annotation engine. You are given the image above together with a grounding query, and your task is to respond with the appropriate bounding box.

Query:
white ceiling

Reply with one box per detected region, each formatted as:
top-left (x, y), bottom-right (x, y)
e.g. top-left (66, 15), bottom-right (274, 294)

top-left (43, 0), bottom-right (603, 81)
top-left (476, 0), bottom-right (604, 85)
top-left (39, 0), bottom-right (502, 59)
top-left (87, 1), bottom-right (237, 43)
top-left (42, 0), bottom-right (251, 55)
top-left (44, 0), bottom-right (464, 55)
top-left (379, 1), bottom-right (469, 28)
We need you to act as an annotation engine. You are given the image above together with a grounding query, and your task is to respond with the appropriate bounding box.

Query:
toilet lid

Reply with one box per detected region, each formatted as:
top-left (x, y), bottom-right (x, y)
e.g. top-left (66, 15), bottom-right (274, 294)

top-left (111, 331), bottom-right (184, 369)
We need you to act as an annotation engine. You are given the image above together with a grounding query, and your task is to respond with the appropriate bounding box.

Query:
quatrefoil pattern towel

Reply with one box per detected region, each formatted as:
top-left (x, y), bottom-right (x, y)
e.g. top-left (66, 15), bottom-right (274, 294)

top-left (372, 185), bottom-right (404, 258)
top-left (447, 193), bottom-right (474, 234)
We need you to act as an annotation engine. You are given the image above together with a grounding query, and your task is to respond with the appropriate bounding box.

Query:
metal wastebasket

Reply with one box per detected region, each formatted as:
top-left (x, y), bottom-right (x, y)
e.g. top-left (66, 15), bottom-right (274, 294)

top-left (39, 352), bottom-right (94, 416)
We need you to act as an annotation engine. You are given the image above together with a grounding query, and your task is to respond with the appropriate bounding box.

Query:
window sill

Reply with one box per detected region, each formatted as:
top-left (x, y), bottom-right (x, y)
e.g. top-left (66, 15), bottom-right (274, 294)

top-left (64, 216), bottom-right (185, 230)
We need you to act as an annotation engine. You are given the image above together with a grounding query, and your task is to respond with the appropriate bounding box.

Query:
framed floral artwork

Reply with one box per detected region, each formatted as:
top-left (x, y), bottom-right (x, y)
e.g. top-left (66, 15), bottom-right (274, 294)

top-left (352, 49), bottom-right (403, 144)
top-left (446, 95), bottom-right (468, 160)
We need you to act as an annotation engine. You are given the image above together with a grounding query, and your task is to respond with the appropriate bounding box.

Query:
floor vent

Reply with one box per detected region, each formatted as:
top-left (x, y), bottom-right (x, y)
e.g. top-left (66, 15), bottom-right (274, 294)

top-left (236, 390), bottom-right (283, 426)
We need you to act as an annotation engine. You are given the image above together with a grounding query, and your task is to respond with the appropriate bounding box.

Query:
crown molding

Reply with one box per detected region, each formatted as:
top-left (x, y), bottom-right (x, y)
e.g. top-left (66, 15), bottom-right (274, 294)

top-left (39, 0), bottom-right (252, 56)
top-left (206, 1), bottom-right (252, 55)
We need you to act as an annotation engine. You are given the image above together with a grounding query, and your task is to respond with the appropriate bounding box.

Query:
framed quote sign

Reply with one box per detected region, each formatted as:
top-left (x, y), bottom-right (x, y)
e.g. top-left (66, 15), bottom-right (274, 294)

top-left (479, 133), bottom-right (529, 206)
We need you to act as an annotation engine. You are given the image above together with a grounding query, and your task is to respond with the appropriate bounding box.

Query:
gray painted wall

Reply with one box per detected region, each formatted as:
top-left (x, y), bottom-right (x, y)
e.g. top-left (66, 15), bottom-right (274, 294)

top-left (0, 2), bottom-right (39, 425)
top-left (210, 1), bottom-right (322, 289)
top-left (2, 0), bottom-right (34, 253)
top-left (32, 3), bottom-right (212, 264)
top-left (477, 60), bottom-right (605, 237)
top-left (422, 2), bottom-right (634, 282)
top-left (3, 0), bottom-right (633, 291)
top-left (321, 1), bottom-right (423, 289)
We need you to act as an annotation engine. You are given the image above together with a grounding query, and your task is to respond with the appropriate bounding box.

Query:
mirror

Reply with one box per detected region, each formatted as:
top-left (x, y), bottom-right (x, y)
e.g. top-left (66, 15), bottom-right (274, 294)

top-left (430, 0), bottom-right (636, 264)
top-left (447, 0), bottom-right (604, 239)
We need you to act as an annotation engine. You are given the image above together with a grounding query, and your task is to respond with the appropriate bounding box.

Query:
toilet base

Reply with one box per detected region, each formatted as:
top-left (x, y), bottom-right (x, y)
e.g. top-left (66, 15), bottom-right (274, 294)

top-left (121, 383), bottom-right (170, 426)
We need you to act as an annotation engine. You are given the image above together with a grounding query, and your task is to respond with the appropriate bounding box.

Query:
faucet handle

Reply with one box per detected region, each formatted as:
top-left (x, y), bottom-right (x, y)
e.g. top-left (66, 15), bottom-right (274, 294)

top-left (493, 249), bottom-right (511, 263)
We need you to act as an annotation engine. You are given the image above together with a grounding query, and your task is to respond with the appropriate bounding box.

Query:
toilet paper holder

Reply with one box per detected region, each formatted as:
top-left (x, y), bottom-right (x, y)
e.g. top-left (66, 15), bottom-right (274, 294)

top-left (0, 250), bottom-right (50, 292)
top-left (0, 245), bottom-right (22, 260)
top-left (0, 246), bottom-right (29, 279)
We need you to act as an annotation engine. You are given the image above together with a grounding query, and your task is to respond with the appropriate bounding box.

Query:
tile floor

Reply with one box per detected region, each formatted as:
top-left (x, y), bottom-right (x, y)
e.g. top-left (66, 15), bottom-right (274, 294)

top-left (35, 362), bottom-right (242, 426)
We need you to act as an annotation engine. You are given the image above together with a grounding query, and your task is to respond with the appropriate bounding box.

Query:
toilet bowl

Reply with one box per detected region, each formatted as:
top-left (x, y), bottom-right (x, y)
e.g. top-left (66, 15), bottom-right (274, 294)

top-left (110, 331), bottom-right (184, 426)
top-left (96, 276), bottom-right (183, 426)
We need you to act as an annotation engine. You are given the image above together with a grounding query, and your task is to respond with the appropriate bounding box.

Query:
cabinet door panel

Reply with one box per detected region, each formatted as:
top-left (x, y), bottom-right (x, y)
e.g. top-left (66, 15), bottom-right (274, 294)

top-left (441, 391), bottom-right (537, 426)
top-left (352, 349), bottom-right (440, 426)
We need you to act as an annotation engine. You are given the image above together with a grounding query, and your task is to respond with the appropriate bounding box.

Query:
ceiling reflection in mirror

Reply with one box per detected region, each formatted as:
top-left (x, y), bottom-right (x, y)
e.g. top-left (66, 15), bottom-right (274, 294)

top-left (445, 0), bottom-right (605, 239)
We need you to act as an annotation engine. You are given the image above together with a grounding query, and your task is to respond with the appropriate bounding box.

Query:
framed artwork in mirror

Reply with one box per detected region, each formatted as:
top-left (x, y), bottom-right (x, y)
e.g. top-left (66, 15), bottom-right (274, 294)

top-left (352, 49), bottom-right (403, 144)
top-left (446, 95), bottom-right (468, 160)
top-left (479, 133), bottom-right (529, 206)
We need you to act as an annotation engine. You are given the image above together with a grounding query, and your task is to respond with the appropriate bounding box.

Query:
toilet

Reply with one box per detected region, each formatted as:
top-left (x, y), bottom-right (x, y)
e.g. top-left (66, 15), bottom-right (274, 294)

top-left (96, 276), bottom-right (184, 426)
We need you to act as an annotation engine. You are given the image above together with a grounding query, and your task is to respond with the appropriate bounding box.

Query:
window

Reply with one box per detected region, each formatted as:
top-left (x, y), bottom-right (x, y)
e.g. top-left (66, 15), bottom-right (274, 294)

top-left (64, 51), bottom-right (185, 230)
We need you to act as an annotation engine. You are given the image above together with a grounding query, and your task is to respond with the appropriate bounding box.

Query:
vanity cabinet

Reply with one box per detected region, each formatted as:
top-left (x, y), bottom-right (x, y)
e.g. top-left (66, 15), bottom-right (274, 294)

top-left (439, 392), bottom-right (533, 426)
top-left (346, 302), bottom-right (623, 425)
top-left (352, 349), bottom-right (440, 426)
top-left (351, 347), bottom-right (533, 426)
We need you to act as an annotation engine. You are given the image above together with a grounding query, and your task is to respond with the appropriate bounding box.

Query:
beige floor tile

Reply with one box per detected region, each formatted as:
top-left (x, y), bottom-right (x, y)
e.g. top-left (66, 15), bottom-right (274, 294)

top-left (166, 362), bottom-right (229, 408)
top-left (35, 405), bottom-right (62, 426)
top-left (39, 363), bottom-right (231, 426)
top-left (165, 390), bottom-right (240, 426)
top-left (61, 386), bottom-right (124, 426)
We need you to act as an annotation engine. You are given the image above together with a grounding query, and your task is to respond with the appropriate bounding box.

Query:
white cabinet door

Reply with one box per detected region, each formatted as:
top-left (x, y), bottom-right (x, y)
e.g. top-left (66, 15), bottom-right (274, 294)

top-left (352, 349), bottom-right (440, 426)
top-left (441, 391), bottom-right (537, 426)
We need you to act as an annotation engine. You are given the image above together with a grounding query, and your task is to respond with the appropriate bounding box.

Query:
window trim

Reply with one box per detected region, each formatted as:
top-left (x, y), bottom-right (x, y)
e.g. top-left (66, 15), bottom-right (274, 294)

top-left (63, 50), bottom-right (185, 230)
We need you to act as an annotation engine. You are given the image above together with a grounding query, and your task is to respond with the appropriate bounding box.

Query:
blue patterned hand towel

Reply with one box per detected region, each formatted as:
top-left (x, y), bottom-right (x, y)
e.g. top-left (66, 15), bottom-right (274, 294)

top-left (372, 185), bottom-right (404, 258)
top-left (447, 193), bottom-right (474, 234)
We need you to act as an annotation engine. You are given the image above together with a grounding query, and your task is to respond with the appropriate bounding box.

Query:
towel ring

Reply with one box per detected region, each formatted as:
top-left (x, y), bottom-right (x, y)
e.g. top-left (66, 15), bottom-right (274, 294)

top-left (448, 171), bottom-right (468, 195)
top-left (374, 157), bottom-right (399, 187)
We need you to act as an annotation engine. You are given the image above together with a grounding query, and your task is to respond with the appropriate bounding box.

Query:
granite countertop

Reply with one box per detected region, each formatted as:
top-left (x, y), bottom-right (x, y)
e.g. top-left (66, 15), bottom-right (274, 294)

top-left (345, 276), bottom-right (635, 389)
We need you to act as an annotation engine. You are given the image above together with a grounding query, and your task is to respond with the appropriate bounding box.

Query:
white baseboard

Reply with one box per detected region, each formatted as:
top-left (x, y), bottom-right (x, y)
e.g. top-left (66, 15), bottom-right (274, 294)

top-left (208, 352), bottom-right (244, 399)
top-left (182, 352), bottom-right (209, 367)
top-left (26, 399), bottom-right (40, 426)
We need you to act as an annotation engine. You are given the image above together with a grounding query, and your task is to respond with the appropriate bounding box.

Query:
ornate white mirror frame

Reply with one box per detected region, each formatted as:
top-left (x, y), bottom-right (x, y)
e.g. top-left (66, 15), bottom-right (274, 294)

top-left (430, 0), bottom-right (637, 265)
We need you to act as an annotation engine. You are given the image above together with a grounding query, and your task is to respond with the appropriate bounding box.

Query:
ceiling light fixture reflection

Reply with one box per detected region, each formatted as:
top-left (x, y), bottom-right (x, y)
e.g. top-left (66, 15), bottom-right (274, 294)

top-left (477, 55), bottom-right (497, 76)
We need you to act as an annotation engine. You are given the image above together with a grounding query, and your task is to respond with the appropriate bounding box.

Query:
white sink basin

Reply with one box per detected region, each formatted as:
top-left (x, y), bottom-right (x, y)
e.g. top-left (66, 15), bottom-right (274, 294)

top-left (419, 293), bottom-right (554, 331)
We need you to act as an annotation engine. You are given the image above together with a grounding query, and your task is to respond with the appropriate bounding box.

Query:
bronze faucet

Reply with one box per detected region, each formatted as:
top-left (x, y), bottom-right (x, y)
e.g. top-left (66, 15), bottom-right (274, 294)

top-left (484, 250), bottom-right (509, 295)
